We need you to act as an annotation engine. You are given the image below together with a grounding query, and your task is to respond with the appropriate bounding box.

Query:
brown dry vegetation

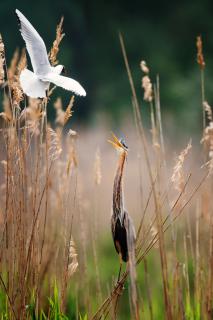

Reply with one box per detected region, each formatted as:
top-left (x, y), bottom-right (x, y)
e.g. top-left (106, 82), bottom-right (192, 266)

top-left (0, 22), bottom-right (212, 320)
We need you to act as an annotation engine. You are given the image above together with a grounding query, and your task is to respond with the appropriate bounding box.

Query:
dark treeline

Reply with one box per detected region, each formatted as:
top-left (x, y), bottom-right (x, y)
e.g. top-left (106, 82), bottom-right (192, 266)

top-left (0, 0), bottom-right (213, 128)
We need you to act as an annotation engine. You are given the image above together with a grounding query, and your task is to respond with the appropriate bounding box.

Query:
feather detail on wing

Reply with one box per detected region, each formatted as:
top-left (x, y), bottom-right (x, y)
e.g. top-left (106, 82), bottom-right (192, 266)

top-left (20, 69), bottom-right (49, 98)
top-left (16, 9), bottom-right (51, 76)
top-left (124, 211), bottom-right (136, 246)
top-left (43, 73), bottom-right (86, 96)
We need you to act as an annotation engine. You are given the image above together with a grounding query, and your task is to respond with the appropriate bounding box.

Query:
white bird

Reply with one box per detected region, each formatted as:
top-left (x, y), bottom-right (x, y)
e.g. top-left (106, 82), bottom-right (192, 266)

top-left (15, 9), bottom-right (86, 98)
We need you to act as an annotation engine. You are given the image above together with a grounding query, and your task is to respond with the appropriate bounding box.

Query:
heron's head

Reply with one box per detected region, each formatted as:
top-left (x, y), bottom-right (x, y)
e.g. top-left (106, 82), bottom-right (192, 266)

top-left (108, 132), bottom-right (128, 154)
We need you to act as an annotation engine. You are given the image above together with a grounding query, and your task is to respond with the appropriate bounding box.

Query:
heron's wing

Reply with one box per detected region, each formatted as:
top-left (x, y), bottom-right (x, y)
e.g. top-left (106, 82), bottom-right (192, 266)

top-left (43, 73), bottom-right (86, 96)
top-left (124, 211), bottom-right (137, 311)
top-left (123, 211), bottom-right (136, 247)
top-left (16, 9), bottom-right (51, 75)
top-left (111, 216), bottom-right (115, 236)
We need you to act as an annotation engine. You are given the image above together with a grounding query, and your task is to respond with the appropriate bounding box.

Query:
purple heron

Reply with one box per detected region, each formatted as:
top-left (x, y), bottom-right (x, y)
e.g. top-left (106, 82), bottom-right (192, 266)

top-left (108, 133), bottom-right (136, 280)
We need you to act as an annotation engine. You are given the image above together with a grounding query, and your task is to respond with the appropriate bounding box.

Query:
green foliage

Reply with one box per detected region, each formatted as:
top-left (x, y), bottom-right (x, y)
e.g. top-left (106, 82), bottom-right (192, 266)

top-left (48, 283), bottom-right (69, 320)
top-left (26, 291), bottom-right (36, 320)
top-left (0, 234), bottom-right (211, 319)
top-left (24, 284), bottom-right (69, 320)
top-left (0, 299), bottom-right (8, 320)
top-left (79, 314), bottom-right (88, 320)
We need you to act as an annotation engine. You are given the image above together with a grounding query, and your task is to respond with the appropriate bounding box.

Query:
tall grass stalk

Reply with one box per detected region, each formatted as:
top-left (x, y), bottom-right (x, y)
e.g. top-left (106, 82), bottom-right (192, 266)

top-left (119, 32), bottom-right (172, 319)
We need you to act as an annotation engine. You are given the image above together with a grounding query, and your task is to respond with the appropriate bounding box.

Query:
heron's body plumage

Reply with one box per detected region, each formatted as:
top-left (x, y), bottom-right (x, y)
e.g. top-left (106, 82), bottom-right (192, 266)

top-left (111, 211), bottom-right (128, 262)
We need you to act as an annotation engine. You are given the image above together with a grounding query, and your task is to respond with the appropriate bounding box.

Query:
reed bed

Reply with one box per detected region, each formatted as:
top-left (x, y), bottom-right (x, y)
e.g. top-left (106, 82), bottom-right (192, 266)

top-left (0, 21), bottom-right (212, 320)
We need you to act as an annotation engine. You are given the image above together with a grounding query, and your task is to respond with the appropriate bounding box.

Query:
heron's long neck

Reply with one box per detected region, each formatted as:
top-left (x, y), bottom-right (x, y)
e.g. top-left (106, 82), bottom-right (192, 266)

top-left (113, 151), bottom-right (126, 220)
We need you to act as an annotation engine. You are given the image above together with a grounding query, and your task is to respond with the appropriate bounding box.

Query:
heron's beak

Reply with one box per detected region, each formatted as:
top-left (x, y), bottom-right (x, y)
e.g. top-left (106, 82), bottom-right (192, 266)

top-left (108, 132), bottom-right (128, 153)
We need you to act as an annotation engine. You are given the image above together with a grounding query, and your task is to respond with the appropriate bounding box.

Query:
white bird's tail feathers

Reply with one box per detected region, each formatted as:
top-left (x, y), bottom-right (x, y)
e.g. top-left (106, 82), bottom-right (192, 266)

top-left (20, 69), bottom-right (49, 98)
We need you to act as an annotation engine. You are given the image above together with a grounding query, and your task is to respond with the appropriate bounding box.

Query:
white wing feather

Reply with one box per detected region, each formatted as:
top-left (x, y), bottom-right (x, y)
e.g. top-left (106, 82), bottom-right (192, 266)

top-left (16, 9), bottom-right (51, 76)
top-left (43, 73), bottom-right (86, 96)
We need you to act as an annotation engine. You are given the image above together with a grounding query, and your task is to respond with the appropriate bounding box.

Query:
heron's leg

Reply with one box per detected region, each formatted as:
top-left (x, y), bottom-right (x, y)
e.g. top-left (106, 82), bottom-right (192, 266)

top-left (117, 253), bottom-right (122, 282)
top-left (126, 260), bottom-right (129, 272)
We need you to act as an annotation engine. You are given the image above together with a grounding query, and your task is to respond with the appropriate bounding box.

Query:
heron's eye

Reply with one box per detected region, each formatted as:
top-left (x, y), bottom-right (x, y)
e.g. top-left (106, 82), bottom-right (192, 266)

top-left (62, 66), bottom-right (66, 74)
top-left (120, 138), bottom-right (128, 150)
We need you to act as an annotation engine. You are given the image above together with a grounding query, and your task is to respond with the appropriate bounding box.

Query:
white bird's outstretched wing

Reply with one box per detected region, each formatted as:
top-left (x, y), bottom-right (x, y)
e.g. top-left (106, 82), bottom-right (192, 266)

top-left (16, 9), bottom-right (51, 76)
top-left (44, 74), bottom-right (86, 96)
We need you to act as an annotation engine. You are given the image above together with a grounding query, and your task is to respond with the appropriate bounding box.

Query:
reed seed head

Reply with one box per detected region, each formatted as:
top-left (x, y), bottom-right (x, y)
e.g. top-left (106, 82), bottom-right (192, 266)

top-left (94, 147), bottom-right (102, 185)
top-left (142, 75), bottom-right (153, 102)
top-left (49, 17), bottom-right (65, 66)
top-left (196, 35), bottom-right (205, 69)
top-left (171, 141), bottom-right (192, 192)
top-left (140, 60), bottom-right (149, 74)
top-left (0, 34), bottom-right (5, 86)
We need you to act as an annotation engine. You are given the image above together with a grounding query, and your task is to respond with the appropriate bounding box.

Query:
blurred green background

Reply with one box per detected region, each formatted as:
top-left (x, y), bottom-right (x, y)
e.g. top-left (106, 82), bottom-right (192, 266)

top-left (1, 0), bottom-right (213, 131)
